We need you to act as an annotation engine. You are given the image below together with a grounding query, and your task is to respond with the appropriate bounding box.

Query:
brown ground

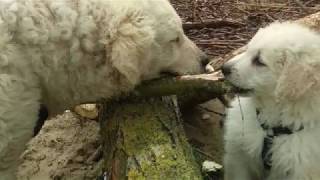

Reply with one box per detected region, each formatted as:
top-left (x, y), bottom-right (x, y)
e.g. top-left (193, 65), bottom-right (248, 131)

top-left (18, 112), bottom-right (101, 180)
top-left (173, 0), bottom-right (320, 57)
top-left (18, 1), bottom-right (320, 180)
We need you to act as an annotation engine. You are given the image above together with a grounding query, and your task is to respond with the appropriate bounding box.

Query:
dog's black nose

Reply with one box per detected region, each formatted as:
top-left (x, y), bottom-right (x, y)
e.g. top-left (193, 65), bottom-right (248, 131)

top-left (200, 54), bottom-right (210, 67)
top-left (221, 65), bottom-right (232, 76)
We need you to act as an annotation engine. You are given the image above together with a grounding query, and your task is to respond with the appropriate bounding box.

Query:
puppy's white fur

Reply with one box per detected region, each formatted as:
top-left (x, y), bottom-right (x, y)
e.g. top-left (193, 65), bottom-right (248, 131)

top-left (0, 0), bottom-right (206, 179)
top-left (224, 22), bottom-right (320, 180)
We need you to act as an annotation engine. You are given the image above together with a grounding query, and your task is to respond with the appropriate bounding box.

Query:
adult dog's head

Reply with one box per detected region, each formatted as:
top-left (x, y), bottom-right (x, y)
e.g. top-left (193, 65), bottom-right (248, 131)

top-left (109, 0), bottom-right (208, 85)
top-left (222, 22), bottom-right (320, 102)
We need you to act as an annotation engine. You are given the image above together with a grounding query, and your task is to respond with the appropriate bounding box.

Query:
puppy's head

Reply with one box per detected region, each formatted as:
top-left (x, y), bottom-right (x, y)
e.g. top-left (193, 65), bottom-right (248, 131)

top-left (222, 22), bottom-right (320, 102)
top-left (109, 0), bottom-right (208, 85)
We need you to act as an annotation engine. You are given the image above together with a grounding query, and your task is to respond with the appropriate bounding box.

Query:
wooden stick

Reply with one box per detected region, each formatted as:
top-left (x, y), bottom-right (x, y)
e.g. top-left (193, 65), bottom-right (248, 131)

top-left (183, 19), bottom-right (245, 30)
top-left (132, 72), bottom-right (230, 99)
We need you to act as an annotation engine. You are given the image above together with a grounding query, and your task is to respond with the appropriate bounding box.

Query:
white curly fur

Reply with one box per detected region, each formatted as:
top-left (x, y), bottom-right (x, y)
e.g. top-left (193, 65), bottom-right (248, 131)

top-left (223, 22), bottom-right (320, 180)
top-left (0, 0), bottom-right (206, 179)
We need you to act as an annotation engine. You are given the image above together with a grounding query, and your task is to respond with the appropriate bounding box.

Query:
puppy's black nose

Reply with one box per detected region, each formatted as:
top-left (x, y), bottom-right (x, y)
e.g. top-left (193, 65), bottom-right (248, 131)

top-left (221, 65), bottom-right (232, 76)
top-left (200, 54), bottom-right (210, 67)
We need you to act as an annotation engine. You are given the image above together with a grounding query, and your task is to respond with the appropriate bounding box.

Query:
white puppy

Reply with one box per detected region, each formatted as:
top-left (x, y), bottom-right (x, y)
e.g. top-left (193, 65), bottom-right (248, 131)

top-left (222, 22), bottom-right (320, 180)
top-left (0, 0), bottom-right (208, 179)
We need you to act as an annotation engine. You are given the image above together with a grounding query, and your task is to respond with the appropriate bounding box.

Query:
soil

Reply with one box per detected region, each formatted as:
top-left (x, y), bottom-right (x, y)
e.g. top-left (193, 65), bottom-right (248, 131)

top-left (18, 112), bottom-right (101, 180)
top-left (173, 0), bottom-right (320, 57)
top-left (18, 1), bottom-right (320, 180)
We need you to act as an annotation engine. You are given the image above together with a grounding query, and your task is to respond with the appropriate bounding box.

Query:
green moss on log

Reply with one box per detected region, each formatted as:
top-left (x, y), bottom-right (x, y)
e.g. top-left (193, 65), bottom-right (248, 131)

top-left (100, 97), bottom-right (202, 179)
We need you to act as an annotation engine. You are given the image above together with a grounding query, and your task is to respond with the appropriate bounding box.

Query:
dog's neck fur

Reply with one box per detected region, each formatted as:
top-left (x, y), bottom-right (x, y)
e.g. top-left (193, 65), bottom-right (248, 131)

top-left (253, 93), bottom-right (320, 130)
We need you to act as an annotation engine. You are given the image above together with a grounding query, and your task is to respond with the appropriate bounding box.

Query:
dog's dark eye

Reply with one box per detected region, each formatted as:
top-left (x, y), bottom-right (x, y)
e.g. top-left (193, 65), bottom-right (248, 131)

top-left (171, 36), bottom-right (180, 43)
top-left (252, 54), bottom-right (266, 67)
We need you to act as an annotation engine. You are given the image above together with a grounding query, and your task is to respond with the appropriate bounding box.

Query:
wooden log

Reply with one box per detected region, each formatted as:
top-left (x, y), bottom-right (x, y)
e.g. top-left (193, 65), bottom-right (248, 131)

top-left (100, 96), bottom-right (202, 179)
top-left (133, 73), bottom-right (229, 104)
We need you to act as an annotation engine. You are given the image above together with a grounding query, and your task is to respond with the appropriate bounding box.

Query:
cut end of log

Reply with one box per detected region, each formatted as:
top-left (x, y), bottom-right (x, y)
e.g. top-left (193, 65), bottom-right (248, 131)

top-left (74, 104), bottom-right (99, 119)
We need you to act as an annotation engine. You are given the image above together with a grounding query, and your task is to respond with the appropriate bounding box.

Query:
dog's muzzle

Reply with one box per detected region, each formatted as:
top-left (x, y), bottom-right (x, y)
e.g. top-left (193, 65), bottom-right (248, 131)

top-left (221, 64), bottom-right (253, 94)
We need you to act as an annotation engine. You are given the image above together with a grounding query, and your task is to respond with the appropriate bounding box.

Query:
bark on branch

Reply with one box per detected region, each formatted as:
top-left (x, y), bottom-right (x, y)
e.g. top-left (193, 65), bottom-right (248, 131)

top-left (77, 73), bottom-right (230, 117)
top-left (133, 73), bottom-right (229, 98)
top-left (183, 19), bottom-right (245, 30)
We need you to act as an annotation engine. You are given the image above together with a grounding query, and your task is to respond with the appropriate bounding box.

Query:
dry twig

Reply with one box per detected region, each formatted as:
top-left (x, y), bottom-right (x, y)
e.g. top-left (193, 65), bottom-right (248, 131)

top-left (183, 19), bottom-right (245, 30)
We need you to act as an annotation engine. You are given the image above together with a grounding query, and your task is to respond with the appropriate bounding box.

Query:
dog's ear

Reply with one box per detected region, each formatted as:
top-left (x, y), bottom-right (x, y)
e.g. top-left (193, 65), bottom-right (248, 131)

top-left (275, 51), bottom-right (320, 102)
top-left (109, 13), bottom-right (154, 85)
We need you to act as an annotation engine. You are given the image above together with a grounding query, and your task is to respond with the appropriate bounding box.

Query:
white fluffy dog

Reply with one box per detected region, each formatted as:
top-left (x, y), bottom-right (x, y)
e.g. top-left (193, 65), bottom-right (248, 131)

top-left (0, 0), bottom-right (208, 179)
top-left (222, 22), bottom-right (320, 180)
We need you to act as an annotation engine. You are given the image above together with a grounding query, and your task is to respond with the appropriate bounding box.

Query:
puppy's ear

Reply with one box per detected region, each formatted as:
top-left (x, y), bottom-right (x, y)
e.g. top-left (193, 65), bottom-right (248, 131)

top-left (275, 52), bottom-right (320, 102)
top-left (110, 14), bottom-right (154, 85)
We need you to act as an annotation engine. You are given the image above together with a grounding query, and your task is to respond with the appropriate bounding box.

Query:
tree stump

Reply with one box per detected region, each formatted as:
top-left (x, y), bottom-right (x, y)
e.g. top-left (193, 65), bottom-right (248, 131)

top-left (100, 96), bottom-right (202, 179)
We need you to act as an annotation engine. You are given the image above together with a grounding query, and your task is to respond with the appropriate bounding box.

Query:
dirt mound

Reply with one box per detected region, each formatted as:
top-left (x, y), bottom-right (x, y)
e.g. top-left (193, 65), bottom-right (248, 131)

top-left (18, 112), bottom-right (101, 180)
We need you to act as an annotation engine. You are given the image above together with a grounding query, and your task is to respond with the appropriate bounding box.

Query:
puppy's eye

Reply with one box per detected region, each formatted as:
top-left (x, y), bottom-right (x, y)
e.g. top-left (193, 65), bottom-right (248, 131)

top-left (171, 36), bottom-right (180, 43)
top-left (252, 54), bottom-right (266, 67)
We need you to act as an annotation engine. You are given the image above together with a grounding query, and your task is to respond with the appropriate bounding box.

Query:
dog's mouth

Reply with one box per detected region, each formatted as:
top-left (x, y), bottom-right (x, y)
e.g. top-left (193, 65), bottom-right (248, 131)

top-left (232, 86), bottom-right (253, 94)
top-left (227, 82), bottom-right (253, 95)
top-left (160, 70), bottom-right (181, 77)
